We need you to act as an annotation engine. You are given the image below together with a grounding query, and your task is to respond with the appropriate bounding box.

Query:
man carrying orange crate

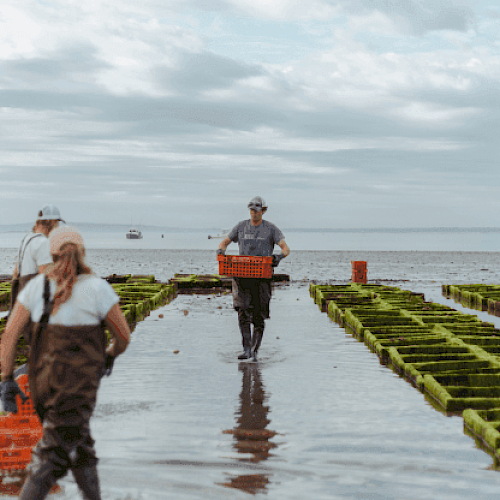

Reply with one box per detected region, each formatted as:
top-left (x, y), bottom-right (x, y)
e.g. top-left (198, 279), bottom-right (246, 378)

top-left (217, 197), bottom-right (290, 362)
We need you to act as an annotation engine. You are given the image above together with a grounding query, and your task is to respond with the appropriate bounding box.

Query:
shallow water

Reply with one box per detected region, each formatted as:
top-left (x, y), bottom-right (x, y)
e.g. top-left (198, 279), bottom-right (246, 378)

top-left (2, 250), bottom-right (500, 498)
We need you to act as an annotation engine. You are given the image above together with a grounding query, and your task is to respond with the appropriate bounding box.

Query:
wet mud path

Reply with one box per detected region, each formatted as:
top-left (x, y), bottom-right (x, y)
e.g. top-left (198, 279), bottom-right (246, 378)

top-left (8, 283), bottom-right (500, 499)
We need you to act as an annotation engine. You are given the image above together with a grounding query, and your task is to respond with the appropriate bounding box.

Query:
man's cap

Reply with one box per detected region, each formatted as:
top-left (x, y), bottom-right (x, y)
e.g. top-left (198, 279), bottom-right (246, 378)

top-left (247, 196), bottom-right (267, 212)
top-left (49, 226), bottom-right (84, 255)
top-left (37, 204), bottom-right (65, 223)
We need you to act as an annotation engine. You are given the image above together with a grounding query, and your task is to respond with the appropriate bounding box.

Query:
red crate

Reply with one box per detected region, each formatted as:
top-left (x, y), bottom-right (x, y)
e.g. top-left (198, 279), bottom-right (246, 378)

top-left (0, 415), bottom-right (40, 430)
top-left (217, 255), bottom-right (273, 279)
top-left (0, 428), bottom-right (42, 448)
top-left (0, 447), bottom-right (32, 471)
top-left (351, 261), bottom-right (367, 284)
top-left (0, 373), bottom-right (43, 472)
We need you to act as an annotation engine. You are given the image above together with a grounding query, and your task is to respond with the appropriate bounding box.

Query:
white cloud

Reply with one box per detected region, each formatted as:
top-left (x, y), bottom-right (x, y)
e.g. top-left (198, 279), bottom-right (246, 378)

top-left (0, 0), bottom-right (498, 228)
top-left (226, 0), bottom-right (340, 20)
top-left (0, 5), bottom-right (42, 59)
top-left (390, 102), bottom-right (481, 126)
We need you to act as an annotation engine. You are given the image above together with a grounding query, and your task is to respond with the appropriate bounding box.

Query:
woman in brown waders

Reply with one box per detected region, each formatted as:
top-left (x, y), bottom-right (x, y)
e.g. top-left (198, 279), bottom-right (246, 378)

top-left (1, 226), bottom-right (130, 500)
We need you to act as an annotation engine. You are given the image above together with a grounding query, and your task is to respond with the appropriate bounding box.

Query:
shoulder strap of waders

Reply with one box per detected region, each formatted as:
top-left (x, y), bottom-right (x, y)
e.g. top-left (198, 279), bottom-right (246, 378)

top-left (29, 275), bottom-right (54, 421)
top-left (17, 233), bottom-right (43, 277)
top-left (30, 276), bottom-right (53, 353)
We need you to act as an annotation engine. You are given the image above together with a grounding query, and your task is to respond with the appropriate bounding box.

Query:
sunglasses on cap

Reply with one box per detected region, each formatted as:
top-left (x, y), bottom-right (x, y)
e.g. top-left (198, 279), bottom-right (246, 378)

top-left (248, 203), bottom-right (263, 211)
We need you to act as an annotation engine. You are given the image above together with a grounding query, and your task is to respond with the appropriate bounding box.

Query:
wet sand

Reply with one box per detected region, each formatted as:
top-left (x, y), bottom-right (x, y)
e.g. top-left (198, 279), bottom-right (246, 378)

top-left (1, 250), bottom-right (500, 498)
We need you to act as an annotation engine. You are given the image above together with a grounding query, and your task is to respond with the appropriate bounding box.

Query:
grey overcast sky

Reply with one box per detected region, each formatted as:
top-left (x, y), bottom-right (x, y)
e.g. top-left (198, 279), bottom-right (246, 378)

top-left (1, 0), bottom-right (499, 229)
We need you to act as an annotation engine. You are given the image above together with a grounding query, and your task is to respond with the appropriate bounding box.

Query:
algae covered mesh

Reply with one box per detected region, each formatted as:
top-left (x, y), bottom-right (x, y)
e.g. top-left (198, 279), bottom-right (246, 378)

top-left (311, 282), bottom-right (500, 464)
top-left (443, 284), bottom-right (500, 317)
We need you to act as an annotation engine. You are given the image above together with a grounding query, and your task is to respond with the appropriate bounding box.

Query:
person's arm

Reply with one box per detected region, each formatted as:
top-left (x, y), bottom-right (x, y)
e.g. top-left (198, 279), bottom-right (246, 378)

top-left (1, 303), bottom-right (31, 380)
top-left (218, 236), bottom-right (232, 254)
top-left (278, 239), bottom-right (290, 258)
top-left (272, 239), bottom-right (290, 267)
top-left (104, 303), bottom-right (131, 358)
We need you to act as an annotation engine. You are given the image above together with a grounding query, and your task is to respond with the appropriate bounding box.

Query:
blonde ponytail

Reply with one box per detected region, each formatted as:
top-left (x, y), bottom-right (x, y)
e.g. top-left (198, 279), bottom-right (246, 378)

top-left (48, 242), bottom-right (91, 314)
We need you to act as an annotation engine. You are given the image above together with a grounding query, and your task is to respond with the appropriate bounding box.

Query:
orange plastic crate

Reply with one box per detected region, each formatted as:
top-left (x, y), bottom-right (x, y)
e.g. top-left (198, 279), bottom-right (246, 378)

top-left (351, 261), bottom-right (367, 283)
top-left (0, 373), bottom-right (42, 472)
top-left (0, 447), bottom-right (32, 471)
top-left (0, 428), bottom-right (42, 448)
top-left (0, 415), bottom-right (40, 430)
top-left (217, 255), bottom-right (273, 279)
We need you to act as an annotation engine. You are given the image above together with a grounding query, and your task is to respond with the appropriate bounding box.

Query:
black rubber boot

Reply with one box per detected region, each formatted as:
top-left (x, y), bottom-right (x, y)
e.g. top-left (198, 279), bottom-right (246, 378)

top-left (237, 332), bottom-right (252, 360)
top-left (237, 338), bottom-right (252, 360)
top-left (251, 327), bottom-right (264, 362)
top-left (237, 309), bottom-right (252, 360)
top-left (72, 465), bottom-right (102, 500)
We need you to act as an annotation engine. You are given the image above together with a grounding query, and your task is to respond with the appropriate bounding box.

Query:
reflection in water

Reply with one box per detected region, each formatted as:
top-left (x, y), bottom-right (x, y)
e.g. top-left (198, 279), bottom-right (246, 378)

top-left (220, 364), bottom-right (278, 495)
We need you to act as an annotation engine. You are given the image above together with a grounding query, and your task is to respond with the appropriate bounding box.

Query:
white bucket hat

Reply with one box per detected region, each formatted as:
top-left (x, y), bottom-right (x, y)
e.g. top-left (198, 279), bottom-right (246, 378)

top-left (37, 204), bottom-right (65, 223)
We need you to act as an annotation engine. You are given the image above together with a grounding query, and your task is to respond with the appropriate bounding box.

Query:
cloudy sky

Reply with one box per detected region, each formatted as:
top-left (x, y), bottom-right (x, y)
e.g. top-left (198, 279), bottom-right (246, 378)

top-left (1, 0), bottom-right (499, 229)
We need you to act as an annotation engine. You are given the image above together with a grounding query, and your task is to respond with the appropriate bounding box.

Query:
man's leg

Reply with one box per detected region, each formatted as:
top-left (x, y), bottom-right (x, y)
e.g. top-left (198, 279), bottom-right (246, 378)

top-left (237, 307), bottom-right (253, 359)
top-left (251, 317), bottom-right (265, 361)
top-left (251, 279), bottom-right (272, 361)
top-left (233, 278), bottom-right (253, 359)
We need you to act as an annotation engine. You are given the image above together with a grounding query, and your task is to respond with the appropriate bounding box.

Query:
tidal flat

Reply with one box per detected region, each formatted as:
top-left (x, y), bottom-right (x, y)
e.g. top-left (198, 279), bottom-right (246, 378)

top-left (1, 249), bottom-right (500, 499)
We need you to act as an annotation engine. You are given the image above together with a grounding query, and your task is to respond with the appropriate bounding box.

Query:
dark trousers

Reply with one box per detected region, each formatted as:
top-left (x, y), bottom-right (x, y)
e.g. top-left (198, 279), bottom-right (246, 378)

top-left (232, 278), bottom-right (272, 351)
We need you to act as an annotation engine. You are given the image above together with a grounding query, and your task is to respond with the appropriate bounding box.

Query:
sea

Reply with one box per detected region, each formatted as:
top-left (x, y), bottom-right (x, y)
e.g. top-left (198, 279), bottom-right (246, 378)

top-left (1, 227), bottom-right (500, 499)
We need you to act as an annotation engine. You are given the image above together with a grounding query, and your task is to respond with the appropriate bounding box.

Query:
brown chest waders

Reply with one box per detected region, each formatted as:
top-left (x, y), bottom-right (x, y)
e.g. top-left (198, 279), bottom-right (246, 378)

top-left (20, 276), bottom-right (106, 500)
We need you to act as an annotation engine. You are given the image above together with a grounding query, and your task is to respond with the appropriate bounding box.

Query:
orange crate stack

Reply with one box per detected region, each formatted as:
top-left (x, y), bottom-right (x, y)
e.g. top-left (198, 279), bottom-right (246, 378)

top-left (217, 255), bottom-right (273, 279)
top-left (0, 374), bottom-right (42, 473)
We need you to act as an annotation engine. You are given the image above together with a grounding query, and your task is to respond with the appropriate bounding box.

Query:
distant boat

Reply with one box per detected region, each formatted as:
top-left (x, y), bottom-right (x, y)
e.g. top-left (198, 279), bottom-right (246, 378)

top-left (126, 228), bottom-right (143, 239)
top-left (208, 230), bottom-right (228, 240)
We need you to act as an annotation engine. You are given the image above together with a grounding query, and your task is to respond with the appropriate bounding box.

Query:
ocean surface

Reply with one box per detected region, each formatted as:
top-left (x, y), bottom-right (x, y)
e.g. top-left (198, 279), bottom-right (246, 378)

top-left (1, 226), bottom-right (500, 252)
top-left (1, 229), bottom-right (500, 499)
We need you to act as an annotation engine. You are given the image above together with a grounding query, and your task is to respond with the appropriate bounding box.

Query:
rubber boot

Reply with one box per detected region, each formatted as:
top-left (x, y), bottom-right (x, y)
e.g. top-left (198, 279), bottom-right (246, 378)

top-left (237, 310), bottom-right (252, 360)
top-left (251, 327), bottom-right (264, 362)
top-left (72, 465), bottom-right (102, 500)
top-left (238, 336), bottom-right (252, 360)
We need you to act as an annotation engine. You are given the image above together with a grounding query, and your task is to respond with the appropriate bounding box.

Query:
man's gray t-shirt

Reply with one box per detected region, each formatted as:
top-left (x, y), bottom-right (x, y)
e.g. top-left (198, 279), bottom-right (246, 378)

top-left (227, 220), bottom-right (284, 256)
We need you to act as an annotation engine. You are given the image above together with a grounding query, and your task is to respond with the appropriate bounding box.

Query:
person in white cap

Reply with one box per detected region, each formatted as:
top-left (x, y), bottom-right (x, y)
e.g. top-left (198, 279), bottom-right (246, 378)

top-left (9, 205), bottom-right (65, 342)
top-left (1, 225), bottom-right (130, 500)
top-left (12, 205), bottom-right (65, 294)
top-left (217, 197), bottom-right (290, 361)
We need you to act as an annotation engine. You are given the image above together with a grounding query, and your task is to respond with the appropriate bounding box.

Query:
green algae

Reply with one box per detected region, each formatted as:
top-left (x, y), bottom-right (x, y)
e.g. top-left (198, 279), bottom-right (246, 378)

top-left (444, 284), bottom-right (500, 316)
top-left (311, 282), bottom-right (500, 459)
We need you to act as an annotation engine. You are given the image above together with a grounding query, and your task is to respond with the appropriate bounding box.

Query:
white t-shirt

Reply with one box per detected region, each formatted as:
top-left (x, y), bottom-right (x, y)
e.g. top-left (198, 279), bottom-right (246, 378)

top-left (18, 274), bottom-right (120, 326)
top-left (18, 232), bottom-right (53, 277)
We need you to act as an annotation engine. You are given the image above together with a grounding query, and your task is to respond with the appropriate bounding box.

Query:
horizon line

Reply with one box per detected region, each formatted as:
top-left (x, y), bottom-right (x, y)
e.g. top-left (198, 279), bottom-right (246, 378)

top-left (2, 223), bottom-right (500, 233)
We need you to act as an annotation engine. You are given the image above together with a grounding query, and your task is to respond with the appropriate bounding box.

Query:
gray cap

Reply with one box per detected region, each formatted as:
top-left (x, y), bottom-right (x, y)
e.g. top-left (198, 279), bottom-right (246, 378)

top-left (37, 204), bottom-right (65, 223)
top-left (248, 196), bottom-right (267, 212)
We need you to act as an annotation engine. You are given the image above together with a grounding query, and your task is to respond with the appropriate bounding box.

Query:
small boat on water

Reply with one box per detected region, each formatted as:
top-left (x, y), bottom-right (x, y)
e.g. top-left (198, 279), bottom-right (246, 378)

top-left (208, 230), bottom-right (228, 240)
top-left (126, 228), bottom-right (143, 239)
